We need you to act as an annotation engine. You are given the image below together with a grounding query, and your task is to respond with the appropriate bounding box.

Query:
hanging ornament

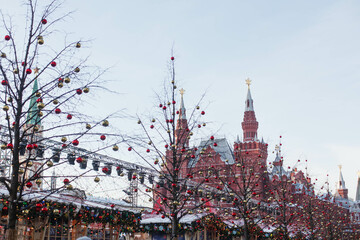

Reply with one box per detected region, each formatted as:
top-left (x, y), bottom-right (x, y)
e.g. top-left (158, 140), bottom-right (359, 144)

top-left (13, 68), bottom-right (19, 74)
top-left (100, 135), bottom-right (106, 140)
top-left (51, 61), bottom-right (56, 67)
top-left (201, 111), bottom-right (205, 115)
top-left (26, 182), bottom-right (33, 188)
top-left (76, 157), bottom-right (83, 163)
top-left (28, 161), bottom-right (33, 167)
top-left (7, 97), bottom-right (12, 102)
top-left (47, 161), bottom-right (53, 167)
top-left (26, 144), bottom-right (33, 151)
top-left (76, 89), bottom-right (82, 95)
top-left (53, 99), bottom-right (59, 105)
top-left (128, 147), bottom-right (132, 151)
top-left (41, 19), bottom-right (47, 24)
top-left (63, 178), bottom-right (70, 185)
top-left (66, 184), bottom-right (73, 190)
top-left (58, 82), bottom-right (63, 88)
top-left (86, 123), bottom-right (91, 129)
top-left (102, 120), bottom-right (109, 127)
top-left (4, 35), bottom-right (10, 41)
top-left (74, 67), bottom-right (80, 73)
top-left (0, 53), bottom-right (6, 58)
top-left (83, 87), bottom-right (89, 93)
top-left (112, 145), bottom-right (119, 151)
top-left (76, 42), bottom-right (81, 48)
top-left (102, 167), bottom-right (109, 173)
top-left (94, 176), bottom-right (100, 183)
top-left (171, 57), bottom-right (174, 61)
top-left (1, 80), bottom-right (8, 86)
top-left (64, 77), bottom-right (70, 83)
top-left (55, 108), bottom-right (61, 114)
top-left (37, 36), bottom-right (44, 45)
top-left (7, 143), bottom-right (13, 149)
top-left (35, 179), bottom-right (42, 186)
top-left (67, 114), bottom-right (72, 120)
top-left (26, 69), bottom-right (32, 74)
top-left (35, 92), bottom-right (41, 97)
top-left (37, 102), bottom-right (45, 109)
top-left (72, 139), bottom-right (79, 146)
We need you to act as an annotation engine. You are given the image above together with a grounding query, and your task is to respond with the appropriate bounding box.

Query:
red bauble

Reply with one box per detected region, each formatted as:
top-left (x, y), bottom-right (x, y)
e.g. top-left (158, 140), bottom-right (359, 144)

top-left (162, 106), bottom-right (166, 110)
top-left (63, 178), bottom-right (70, 184)
top-left (150, 125), bottom-right (154, 129)
top-left (213, 143), bottom-right (217, 147)
top-left (76, 89), bottom-right (82, 95)
top-left (191, 155), bottom-right (195, 158)
top-left (58, 78), bottom-right (64, 82)
top-left (100, 135), bottom-right (106, 140)
top-left (171, 57), bottom-right (174, 60)
top-left (36, 98), bottom-right (42, 103)
top-left (201, 111), bottom-right (205, 115)
top-left (51, 61), bottom-right (56, 67)
top-left (72, 139), bottom-right (79, 146)
top-left (165, 144), bottom-right (168, 148)
top-left (26, 182), bottom-right (33, 188)
top-left (4, 35), bottom-right (10, 41)
top-left (1, 80), bottom-right (8, 86)
top-left (7, 143), bottom-right (13, 149)
top-left (76, 157), bottom-right (83, 163)
top-left (172, 100), bottom-right (176, 104)
top-left (111, 204), bottom-right (115, 208)
top-left (102, 167), bottom-right (109, 173)
top-left (128, 147), bottom-right (132, 151)
top-left (26, 69), bottom-right (32, 74)
top-left (26, 144), bottom-right (33, 150)
top-left (132, 175), bottom-right (137, 180)
top-left (41, 19), bottom-right (47, 24)
top-left (146, 149), bottom-right (150, 153)
top-left (62, 144), bottom-right (67, 148)
top-left (33, 144), bottom-right (38, 149)
top-left (210, 136), bottom-right (214, 140)
top-left (21, 62), bottom-right (25, 66)
top-left (67, 114), bottom-right (72, 120)
top-left (198, 124), bottom-right (201, 128)
top-left (41, 207), bottom-right (48, 212)
top-left (171, 183), bottom-right (176, 187)
top-left (159, 104), bottom-right (163, 107)
top-left (55, 108), bottom-right (61, 114)
top-left (161, 215), bottom-right (165, 219)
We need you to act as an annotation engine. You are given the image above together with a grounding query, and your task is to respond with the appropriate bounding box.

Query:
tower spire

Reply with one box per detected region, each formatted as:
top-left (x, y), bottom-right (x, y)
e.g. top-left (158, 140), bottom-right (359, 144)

top-left (241, 78), bottom-right (258, 141)
top-left (337, 165), bottom-right (348, 199)
top-left (26, 70), bottom-right (41, 126)
top-left (179, 88), bottom-right (186, 119)
top-left (356, 171), bottom-right (360, 201)
top-left (175, 88), bottom-right (189, 147)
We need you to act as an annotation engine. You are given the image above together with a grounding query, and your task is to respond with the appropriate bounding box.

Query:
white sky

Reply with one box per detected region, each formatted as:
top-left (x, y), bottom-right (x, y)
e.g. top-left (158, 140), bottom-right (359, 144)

top-left (1, 0), bottom-right (360, 200)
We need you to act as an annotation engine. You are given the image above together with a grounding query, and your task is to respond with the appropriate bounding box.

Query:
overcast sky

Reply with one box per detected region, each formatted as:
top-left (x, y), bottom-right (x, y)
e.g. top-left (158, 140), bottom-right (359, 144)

top-left (2, 0), bottom-right (360, 199)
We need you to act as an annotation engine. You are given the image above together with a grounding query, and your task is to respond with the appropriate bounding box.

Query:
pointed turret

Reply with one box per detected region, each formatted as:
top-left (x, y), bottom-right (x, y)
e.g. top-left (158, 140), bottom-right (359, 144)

top-left (26, 78), bottom-right (41, 126)
top-left (175, 88), bottom-right (189, 147)
top-left (241, 78), bottom-right (259, 141)
top-left (356, 171), bottom-right (360, 201)
top-left (337, 165), bottom-right (348, 199)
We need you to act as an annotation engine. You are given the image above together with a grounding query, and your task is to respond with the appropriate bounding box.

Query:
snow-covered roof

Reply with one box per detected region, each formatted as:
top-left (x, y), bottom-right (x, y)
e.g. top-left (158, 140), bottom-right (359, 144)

top-left (141, 213), bottom-right (208, 224)
top-left (189, 138), bottom-right (234, 167)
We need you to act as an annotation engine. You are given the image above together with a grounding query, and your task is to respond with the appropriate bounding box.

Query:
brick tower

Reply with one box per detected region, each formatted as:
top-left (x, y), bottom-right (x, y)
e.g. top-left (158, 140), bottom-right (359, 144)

top-left (234, 79), bottom-right (268, 166)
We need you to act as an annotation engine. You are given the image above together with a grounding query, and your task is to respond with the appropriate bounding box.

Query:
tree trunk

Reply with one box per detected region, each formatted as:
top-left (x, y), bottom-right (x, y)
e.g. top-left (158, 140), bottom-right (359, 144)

top-left (5, 228), bottom-right (17, 240)
top-left (171, 217), bottom-right (179, 240)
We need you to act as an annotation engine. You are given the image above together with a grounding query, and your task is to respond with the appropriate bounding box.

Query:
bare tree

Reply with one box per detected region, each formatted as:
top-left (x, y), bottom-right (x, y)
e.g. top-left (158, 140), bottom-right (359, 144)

top-left (0, 1), bottom-right (121, 239)
top-left (125, 56), bottom-right (223, 240)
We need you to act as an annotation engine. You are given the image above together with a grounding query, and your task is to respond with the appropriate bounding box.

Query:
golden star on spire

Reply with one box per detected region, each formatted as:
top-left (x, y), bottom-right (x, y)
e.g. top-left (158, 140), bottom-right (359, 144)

top-left (179, 88), bottom-right (185, 96)
top-left (245, 78), bottom-right (251, 89)
top-left (34, 67), bottom-right (40, 75)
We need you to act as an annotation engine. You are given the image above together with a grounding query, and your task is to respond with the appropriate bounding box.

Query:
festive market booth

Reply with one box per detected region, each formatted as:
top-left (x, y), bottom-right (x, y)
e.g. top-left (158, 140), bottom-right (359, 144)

top-left (138, 213), bottom-right (229, 240)
top-left (0, 188), bottom-right (140, 240)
